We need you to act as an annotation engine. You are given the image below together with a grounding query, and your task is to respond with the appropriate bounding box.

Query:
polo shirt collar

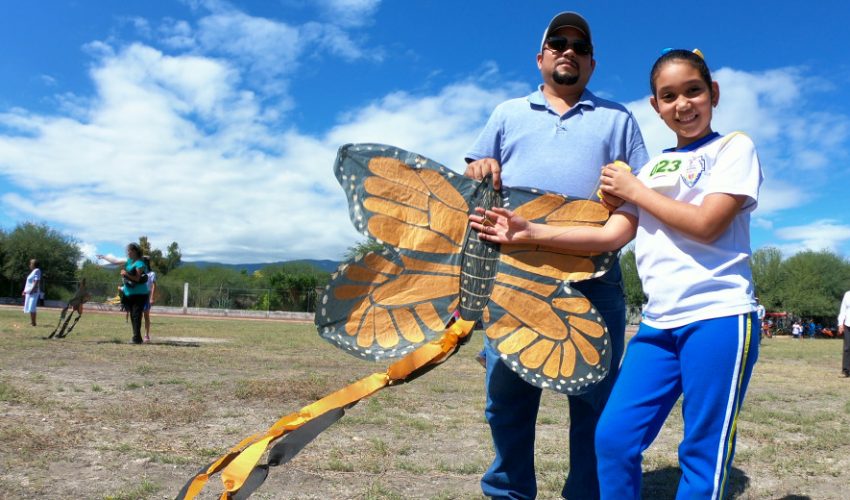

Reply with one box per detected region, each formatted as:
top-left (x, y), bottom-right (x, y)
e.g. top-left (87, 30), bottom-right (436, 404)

top-left (527, 86), bottom-right (597, 111)
top-left (663, 131), bottom-right (721, 153)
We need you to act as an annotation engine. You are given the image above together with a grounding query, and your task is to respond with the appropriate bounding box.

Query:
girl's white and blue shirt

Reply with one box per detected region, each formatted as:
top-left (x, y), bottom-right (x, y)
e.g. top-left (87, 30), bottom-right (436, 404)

top-left (618, 132), bottom-right (764, 328)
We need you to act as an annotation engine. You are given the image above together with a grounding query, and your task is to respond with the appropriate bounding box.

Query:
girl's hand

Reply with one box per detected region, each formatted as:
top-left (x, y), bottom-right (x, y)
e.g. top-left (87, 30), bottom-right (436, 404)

top-left (469, 207), bottom-right (534, 244)
top-left (599, 192), bottom-right (625, 212)
top-left (600, 163), bottom-right (643, 203)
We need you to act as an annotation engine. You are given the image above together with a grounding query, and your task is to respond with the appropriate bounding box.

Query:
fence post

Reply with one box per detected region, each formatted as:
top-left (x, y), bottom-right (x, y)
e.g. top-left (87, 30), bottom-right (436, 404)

top-left (183, 282), bottom-right (189, 314)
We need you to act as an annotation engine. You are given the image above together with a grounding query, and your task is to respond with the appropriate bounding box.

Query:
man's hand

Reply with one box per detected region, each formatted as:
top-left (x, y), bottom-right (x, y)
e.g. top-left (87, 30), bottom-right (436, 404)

top-left (465, 158), bottom-right (502, 190)
top-left (840, 324), bottom-right (846, 336)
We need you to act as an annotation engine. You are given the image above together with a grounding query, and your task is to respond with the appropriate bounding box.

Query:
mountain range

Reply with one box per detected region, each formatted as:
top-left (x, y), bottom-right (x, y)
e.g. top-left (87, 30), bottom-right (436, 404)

top-left (184, 259), bottom-right (340, 274)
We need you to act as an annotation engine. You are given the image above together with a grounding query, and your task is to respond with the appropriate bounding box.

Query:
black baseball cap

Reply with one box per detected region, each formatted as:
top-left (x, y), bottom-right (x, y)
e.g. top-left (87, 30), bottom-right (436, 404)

top-left (541, 11), bottom-right (592, 51)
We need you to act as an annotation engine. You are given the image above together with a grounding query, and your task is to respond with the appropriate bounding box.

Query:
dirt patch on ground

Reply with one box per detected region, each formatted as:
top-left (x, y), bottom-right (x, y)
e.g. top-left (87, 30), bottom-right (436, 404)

top-left (1, 311), bottom-right (848, 499)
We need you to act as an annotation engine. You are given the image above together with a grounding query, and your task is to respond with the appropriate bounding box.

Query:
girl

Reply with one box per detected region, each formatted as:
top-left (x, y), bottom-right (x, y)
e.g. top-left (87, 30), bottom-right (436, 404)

top-left (471, 49), bottom-right (762, 499)
top-left (142, 255), bottom-right (156, 343)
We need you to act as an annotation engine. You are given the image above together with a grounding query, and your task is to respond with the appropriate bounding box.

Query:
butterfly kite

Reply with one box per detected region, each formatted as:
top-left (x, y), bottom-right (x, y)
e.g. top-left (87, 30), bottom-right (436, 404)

top-left (178, 143), bottom-right (617, 499)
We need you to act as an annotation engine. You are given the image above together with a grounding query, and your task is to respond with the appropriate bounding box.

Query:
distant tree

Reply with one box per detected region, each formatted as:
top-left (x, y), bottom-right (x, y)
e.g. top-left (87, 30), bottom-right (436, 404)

top-left (162, 264), bottom-right (254, 308)
top-left (0, 222), bottom-right (81, 298)
top-left (135, 236), bottom-right (181, 275)
top-left (267, 263), bottom-right (330, 312)
top-left (77, 260), bottom-right (123, 300)
top-left (344, 238), bottom-right (384, 261)
top-left (0, 228), bottom-right (8, 294)
top-left (751, 247), bottom-right (784, 311)
top-left (138, 236), bottom-right (154, 258)
top-left (164, 242), bottom-right (182, 273)
top-left (78, 260), bottom-right (119, 283)
top-left (620, 246), bottom-right (645, 315)
top-left (779, 250), bottom-right (850, 319)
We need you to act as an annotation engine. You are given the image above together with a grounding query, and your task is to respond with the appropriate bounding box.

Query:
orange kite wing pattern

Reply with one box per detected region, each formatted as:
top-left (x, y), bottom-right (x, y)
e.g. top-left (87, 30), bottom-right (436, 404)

top-left (316, 144), bottom-right (617, 394)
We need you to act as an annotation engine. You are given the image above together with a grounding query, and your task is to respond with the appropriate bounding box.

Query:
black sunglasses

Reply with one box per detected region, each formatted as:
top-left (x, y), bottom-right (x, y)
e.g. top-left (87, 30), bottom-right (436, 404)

top-left (544, 36), bottom-right (593, 56)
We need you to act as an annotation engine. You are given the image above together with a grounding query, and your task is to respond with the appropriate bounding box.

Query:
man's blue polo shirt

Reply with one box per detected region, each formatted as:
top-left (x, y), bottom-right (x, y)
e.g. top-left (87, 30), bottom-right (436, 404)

top-left (466, 87), bottom-right (649, 198)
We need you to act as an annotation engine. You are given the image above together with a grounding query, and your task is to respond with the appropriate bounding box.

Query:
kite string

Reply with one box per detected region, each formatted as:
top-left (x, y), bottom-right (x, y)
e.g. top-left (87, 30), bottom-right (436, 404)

top-left (498, 162), bottom-right (631, 242)
top-left (483, 172), bottom-right (605, 244)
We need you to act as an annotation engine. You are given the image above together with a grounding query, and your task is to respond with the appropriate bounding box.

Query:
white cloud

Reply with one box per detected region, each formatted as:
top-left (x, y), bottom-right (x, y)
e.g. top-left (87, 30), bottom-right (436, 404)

top-left (752, 178), bottom-right (806, 215)
top-left (0, 37), bottom-right (518, 263)
top-left (752, 217), bottom-right (773, 230)
top-left (38, 75), bottom-right (58, 87)
top-left (774, 220), bottom-right (850, 254)
top-left (315, 0), bottom-right (381, 27)
top-left (78, 242), bottom-right (99, 264)
top-left (3, 3), bottom-right (849, 264)
top-left (627, 67), bottom-right (848, 162)
top-left (327, 82), bottom-right (522, 166)
top-left (159, 19), bottom-right (196, 50)
top-left (152, 1), bottom-right (381, 104)
top-left (196, 11), bottom-right (302, 71)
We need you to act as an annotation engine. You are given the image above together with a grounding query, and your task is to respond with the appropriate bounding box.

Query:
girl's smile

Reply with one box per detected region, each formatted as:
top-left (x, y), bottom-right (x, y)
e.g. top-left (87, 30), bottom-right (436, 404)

top-left (650, 61), bottom-right (719, 148)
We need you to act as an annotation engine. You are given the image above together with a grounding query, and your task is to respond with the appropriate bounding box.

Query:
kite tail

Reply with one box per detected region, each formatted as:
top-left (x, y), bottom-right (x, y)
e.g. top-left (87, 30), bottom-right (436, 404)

top-left (47, 307), bottom-right (69, 339)
top-left (176, 318), bottom-right (476, 500)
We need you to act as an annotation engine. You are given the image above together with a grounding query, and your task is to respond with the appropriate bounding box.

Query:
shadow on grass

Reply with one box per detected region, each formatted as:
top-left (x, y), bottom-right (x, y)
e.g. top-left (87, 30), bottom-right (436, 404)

top-left (642, 466), bottom-right (753, 498)
top-left (94, 339), bottom-right (202, 347)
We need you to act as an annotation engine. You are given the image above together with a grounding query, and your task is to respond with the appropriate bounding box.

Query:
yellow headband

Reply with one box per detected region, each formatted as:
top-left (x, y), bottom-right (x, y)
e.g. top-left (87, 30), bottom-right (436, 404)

top-left (661, 47), bottom-right (705, 61)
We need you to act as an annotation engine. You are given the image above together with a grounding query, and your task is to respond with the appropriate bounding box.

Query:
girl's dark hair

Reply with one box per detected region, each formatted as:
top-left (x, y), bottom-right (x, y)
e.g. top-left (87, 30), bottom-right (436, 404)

top-left (650, 49), bottom-right (713, 98)
top-left (127, 243), bottom-right (142, 258)
top-left (31, 258), bottom-right (40, 268)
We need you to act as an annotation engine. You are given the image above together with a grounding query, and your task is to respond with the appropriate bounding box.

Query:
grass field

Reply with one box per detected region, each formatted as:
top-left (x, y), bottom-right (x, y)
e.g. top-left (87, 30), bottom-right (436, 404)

top-left (1, 307), bottom-right (848, 499)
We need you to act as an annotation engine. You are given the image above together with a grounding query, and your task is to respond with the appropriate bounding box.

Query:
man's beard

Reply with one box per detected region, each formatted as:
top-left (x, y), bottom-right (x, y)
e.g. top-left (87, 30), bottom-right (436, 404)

top-left (552, 70), bottom-right (579, 86)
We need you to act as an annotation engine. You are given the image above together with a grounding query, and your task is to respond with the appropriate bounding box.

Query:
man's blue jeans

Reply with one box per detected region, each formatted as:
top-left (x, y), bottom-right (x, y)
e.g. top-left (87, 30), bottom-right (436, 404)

top-left (481, 263), bottom-right (626, 500)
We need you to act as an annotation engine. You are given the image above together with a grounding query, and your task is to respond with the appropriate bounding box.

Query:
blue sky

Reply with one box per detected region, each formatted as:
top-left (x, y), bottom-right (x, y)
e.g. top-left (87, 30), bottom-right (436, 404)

top-left (1, 0), bottom-right (849, 263)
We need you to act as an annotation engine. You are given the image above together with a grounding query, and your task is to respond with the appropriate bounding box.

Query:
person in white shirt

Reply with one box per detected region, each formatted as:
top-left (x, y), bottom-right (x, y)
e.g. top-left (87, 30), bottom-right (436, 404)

top-left (22, 258), bottom-right (42, 326)
top-left (792, 320), bottom-right (803, 339)
top-left (755, 299), bottom-right (767, 339)
top-left (838, 290), bottom-right (850, 377)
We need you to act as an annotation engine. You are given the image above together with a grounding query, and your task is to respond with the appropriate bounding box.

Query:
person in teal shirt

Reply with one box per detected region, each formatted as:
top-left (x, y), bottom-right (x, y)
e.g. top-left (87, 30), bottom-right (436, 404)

top-left (98, 243), bottom-right (149, 344)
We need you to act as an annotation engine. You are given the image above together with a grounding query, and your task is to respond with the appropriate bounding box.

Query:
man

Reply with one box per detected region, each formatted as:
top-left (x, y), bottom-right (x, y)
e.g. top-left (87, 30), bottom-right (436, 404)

top-left (464, 12), bottom-right (649, 500)
top-left (838, 290), bottom-right (850, 377)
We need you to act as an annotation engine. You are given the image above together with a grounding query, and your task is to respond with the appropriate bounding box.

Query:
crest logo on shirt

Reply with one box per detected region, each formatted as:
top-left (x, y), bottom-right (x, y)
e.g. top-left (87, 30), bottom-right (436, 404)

top-left (681, 156), bottom-right (706, 187)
